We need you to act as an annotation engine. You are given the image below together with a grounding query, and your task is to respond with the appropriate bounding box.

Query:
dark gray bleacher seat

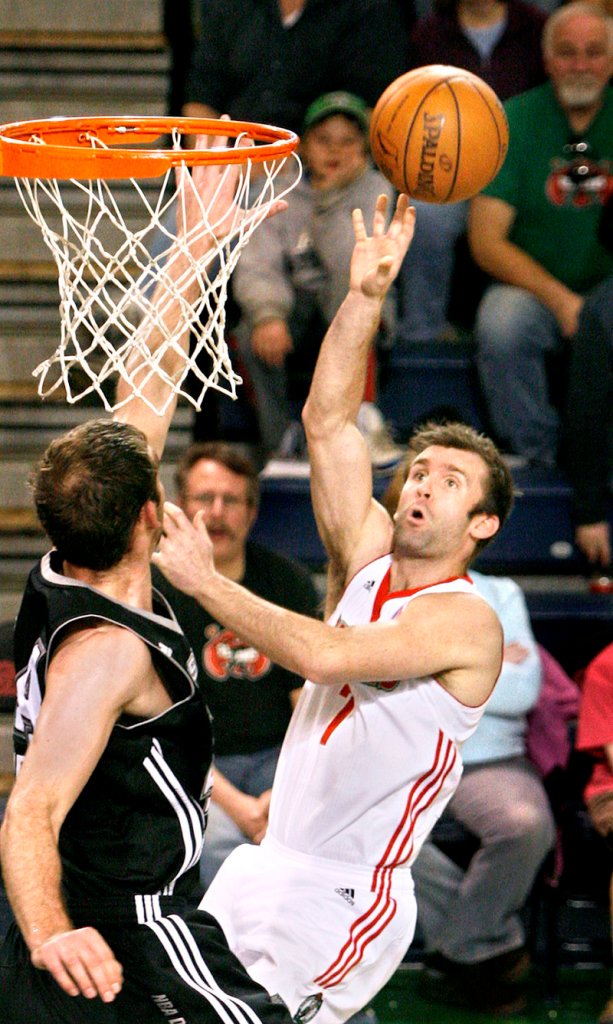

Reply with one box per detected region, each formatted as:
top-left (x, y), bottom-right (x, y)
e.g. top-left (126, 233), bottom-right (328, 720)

top-left (253, 465), bottom-right (613, 576)
top-left (378, 340), bottom-right (486, 441)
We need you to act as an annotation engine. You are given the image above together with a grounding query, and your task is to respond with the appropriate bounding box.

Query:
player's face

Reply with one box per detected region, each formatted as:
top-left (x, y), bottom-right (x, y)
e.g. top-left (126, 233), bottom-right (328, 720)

top-left (393, 446), bottom-right (493, 560)
top-left (179, 460), bottom-right (257, 567)
top-left (546, 14), bottom-right (613, 109)
top-left (302, 115), bottom-right (368, 190)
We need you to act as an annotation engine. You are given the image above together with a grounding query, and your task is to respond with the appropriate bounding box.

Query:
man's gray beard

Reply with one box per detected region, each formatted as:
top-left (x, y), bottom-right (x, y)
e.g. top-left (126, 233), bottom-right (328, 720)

top-left (557, 76), bottom-right (603, 109)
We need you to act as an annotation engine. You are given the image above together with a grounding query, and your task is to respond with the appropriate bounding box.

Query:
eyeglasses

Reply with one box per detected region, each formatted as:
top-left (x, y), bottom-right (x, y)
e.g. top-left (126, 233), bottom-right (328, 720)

top-left (184, 492), bottom-right (248, 509)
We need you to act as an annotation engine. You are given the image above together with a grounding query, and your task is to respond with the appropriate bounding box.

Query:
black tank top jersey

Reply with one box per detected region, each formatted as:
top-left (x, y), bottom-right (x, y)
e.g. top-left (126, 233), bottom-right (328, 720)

top-left (13, 551), bottom-right (213, 919)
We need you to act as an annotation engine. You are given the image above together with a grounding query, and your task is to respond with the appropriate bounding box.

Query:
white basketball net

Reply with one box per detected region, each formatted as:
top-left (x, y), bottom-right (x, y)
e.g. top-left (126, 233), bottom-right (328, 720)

top-left (13, 129), bottom-right (302, 413)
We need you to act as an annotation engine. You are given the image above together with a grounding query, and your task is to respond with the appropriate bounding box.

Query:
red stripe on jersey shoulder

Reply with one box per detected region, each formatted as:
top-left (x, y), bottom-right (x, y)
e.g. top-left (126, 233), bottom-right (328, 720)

top-left (371, 572), bottom-right (472, 622)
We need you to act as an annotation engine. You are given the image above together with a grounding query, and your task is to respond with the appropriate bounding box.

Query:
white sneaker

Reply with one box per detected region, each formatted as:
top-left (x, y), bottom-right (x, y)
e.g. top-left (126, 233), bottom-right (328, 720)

top-left (357, 403), bottom-right (404, 469)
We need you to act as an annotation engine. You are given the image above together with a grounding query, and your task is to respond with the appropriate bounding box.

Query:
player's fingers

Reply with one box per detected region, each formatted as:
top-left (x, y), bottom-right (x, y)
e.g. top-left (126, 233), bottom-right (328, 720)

top-left (63, 954), bottom-right (120, 1004)
top-left (388, 193), bottom-right (409, 231)
top-left (264, 198), bottom-right (289, 221)
top-left (70, 932), bottom-right (123, 1002)
top-left (396, 193), bottom-right (409, 215)
top-left (163, 501), bottom-right (184, 518)
top-left (402, 200), bottom-right (416, 228)
top-left (390, 199), bottom-right (416, 246)
top-left (32, 945), bottom-right (80, 997)
top-left (372, 193), bottom-right (388, 236)
top-left (193, 509), bottom-right (210, 534)
top-left (36, 944), bottom-right (99, 1001)
top-left (192, 119), bottom-right (233, 194)
top-left (352, 207), bottom-right (367, 241)
top-left (80, 944), bottom-right (123, 1003)
top-left (162, 502), bottom-right (188, 533)
top-left (190, 135), bottom-right (217, 188)
top-left (404, 206), bottom-right (417, 235)
top-left (208, 113), bottom-right (231, 152)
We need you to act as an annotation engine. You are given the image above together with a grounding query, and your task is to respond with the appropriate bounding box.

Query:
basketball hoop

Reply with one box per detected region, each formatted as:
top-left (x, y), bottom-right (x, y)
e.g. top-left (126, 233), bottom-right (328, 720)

top-left (0, 116), bottom-right (301, 413)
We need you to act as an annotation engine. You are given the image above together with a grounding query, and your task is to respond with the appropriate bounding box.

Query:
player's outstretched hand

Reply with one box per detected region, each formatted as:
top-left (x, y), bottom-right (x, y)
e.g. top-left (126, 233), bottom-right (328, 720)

top-left (152, 502), bottom-right (216, 598)
top-left (31, 926), bottom-right (123, 1002)
top-left (350, 193), bottom-right (415, 300)
top-left (176, 123), bottom-right (288, 260)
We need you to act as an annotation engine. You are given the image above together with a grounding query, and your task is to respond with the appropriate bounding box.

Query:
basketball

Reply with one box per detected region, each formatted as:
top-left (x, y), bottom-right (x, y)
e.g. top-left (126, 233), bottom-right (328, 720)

top-left (369, 65), bottom-right (509, 204)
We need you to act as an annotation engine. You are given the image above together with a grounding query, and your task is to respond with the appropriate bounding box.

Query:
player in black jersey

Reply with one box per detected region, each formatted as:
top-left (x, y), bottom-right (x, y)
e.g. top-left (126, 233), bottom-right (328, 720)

top-left (0, 138), bottom-right (292, 1024)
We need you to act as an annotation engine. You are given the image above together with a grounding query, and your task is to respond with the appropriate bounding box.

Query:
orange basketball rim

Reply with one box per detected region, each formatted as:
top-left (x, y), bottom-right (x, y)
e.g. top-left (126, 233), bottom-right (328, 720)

top-left (0, 115), bottom-right (301, 414)
top-left (0, 115), bottom-right (299, 180)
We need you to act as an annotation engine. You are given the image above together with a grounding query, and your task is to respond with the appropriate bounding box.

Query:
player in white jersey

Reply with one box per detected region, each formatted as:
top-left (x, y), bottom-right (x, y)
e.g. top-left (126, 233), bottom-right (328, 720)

top-left (153, 194), bottom-right (515, 1024)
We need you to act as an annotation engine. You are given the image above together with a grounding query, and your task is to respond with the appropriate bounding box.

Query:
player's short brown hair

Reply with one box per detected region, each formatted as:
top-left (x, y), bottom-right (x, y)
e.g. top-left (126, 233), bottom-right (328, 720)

top-left (33, 419), bottom-right (159, 570)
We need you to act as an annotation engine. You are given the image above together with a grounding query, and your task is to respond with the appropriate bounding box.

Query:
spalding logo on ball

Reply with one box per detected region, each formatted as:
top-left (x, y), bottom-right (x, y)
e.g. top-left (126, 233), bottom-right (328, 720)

top-left (370, 65), bottom-right (509, 204)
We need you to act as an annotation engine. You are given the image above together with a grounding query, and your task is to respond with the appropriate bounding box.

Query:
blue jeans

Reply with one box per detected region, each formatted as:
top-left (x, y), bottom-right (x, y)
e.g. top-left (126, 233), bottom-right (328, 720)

top-left (200, 745), bottom-right (281, 889)
top-left (397, 200), bottom-right (468, 343)
top-left (475, 285), bottom-right (564, 464)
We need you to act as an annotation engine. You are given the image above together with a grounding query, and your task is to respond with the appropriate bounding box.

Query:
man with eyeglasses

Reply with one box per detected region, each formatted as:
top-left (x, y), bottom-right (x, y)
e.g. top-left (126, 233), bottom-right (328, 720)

top-left (152, 441), bottom-right (320, 887)
top-left (468, 0), bottom-right (613, 471)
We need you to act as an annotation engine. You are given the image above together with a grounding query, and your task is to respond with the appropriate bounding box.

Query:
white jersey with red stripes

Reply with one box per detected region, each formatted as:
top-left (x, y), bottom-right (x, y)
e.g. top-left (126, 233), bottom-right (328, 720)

top-left (201, 554), bottom-right (495, 1023)
top-left (267, 553), bottom-right (489, 872)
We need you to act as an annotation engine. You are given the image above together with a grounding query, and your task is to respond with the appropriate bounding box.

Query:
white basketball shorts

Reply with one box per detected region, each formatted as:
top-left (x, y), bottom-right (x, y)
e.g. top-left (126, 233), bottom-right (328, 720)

top-left (200, 835), bottom-right (416, 1024)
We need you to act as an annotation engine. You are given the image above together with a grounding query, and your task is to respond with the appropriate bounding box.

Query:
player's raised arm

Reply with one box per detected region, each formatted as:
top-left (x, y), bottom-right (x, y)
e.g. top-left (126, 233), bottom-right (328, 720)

top-left (113, 135), bottom-right (239, 457)
top-left (302, 194), bottom-right (415, 579)
top-left (114, 133), bottom-right (286, 459)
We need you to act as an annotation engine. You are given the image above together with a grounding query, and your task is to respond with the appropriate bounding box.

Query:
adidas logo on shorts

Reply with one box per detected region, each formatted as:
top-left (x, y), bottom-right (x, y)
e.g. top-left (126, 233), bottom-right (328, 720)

top-left (335, 886), bottom-right (355, 905)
